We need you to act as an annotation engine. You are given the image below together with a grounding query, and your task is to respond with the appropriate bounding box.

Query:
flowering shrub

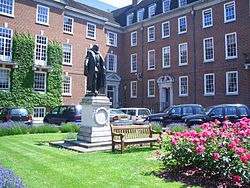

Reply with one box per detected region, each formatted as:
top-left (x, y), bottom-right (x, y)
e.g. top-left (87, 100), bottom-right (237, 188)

top-left (163, 117), bottom-right (250, 186)
top-left (0, 164), bottom-right (26, 188)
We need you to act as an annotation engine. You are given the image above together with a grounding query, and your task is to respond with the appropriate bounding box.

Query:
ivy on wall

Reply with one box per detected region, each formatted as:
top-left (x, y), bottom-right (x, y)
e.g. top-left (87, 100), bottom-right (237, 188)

top-left (0, 33), bottom-right (63, 113)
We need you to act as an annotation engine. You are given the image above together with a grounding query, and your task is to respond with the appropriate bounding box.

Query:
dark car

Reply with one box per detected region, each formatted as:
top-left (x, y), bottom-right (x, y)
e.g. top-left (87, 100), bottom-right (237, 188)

top-left (145, 104), bottom-right (204, 127)
top-left (0, 107), bottom-right (32, 125)
top-left (183, 104), bottom-right (250, 127)
top-left (43, 105), bottom-right (82, 125)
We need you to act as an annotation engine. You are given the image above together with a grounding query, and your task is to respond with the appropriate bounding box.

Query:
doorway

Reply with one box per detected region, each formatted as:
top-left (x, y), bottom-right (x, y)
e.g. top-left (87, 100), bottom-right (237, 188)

top-left (107, 85), bottom-right (115, 108)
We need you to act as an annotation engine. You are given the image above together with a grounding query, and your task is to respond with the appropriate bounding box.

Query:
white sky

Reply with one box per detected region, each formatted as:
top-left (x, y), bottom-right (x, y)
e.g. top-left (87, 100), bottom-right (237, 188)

top-left (98, 0), bottom-right (131, 8)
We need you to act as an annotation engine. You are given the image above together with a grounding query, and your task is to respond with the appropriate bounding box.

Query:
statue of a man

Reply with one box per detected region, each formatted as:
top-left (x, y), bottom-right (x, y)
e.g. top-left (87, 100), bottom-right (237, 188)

top-left (84, 44), bottom-right (105, 95)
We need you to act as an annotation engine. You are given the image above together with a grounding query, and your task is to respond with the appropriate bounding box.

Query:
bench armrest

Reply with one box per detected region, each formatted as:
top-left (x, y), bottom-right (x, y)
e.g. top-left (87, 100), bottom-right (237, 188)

top-left (112, 132), bottom-right (125, 137)
top-left (151, 130), bottom-right (163, 135)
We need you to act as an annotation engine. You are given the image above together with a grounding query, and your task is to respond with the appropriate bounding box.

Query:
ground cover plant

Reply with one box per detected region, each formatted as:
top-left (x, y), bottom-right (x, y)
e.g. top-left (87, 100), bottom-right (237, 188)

top-left (161, 117), bottom-right (250, 187)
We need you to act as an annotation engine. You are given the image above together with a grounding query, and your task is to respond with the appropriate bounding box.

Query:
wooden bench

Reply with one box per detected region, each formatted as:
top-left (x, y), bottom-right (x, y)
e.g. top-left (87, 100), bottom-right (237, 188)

top-left (111, 125), bottom-right (162, 154)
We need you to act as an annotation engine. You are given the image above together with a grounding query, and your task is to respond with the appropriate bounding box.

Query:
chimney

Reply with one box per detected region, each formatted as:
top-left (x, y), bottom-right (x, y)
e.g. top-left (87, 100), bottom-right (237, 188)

top-left (132, 0), bottom-right (142, 5)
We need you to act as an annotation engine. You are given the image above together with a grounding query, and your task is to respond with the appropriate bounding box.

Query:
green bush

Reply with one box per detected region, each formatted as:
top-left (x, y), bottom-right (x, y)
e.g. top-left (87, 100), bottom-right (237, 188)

top-left (59, 124), bottom-right (80, 133)
top-left (29, 125), bottom-right (59, 134)
top-left (152, 125), bottom-right (162, 132)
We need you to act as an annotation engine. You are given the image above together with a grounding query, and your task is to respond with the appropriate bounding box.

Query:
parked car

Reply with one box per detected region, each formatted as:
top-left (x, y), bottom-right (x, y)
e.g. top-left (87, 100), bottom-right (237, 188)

top-left (109, 108), bottom-right (131, 126)
top-left (144, 104), bottom-right (204, 127)
top-left (182, 104), bottom-right (250, 127)
top-left (0, 107), bottom-right (32, 125)
top-left (43, 105), bottom-right (82, 125)
top-left (120, 108), bottom-right (151, 125)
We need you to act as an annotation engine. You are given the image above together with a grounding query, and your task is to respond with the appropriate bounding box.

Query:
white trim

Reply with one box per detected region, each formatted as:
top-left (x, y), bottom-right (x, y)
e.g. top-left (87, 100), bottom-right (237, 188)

top-left (179, 0), bottom-right (187, 7)
top-left (127, 13), bottom-right (134, 26)
top-left (179, 76), bottom-right (188, 97)
top-left (63, 16), bottom-right (74, 35)
top-left (63, 43), bottom-right (73, 66)
top-left (36, 4), bottom-right (50, 26)
top-left (130, 81), bottom-right (137, 98)
top-left (34, 35), bottom-right (48, 66)
top-left (106, 31), bottom-right (117, 47)
top-left (225, 32), bottom-right (238, 60)
top-left (0, 0), bottom-right (15, 17)
top-left (203, 37), bottom-right (214, 63)
top-left (162, 0), bottom-right (171, 13)
top-left (137, 8), bottom-right (144, 22)
top-left (162, 21), bottom-right (170, 38)
top-left (162, 46), bottom-right (171, 68)
top-left (106, 53), bottom-right (117, 73)
top-left (204, 73), bottom-right (215, 96)
top-left (148, 3), bottom-right (156, 18)
top-left (224, 1), bottom-right (236, 23)
top-left (130, 31), bottom-right (137, 47)
top-left (147, 26), bottom-right (155, 42)
top-left (178, 42), bottom-right (188, 66)
top-left (86, 22), bottom-right (96, 40)
top-left (62, 75), bottom-right (72, 96)
top-left (34, 71), bottom-right (47, 93)
top-left (0, 68), bottom-right (11, 91)
top-left (0, 27), bottom-right (13, 62)
top-left (202, 8), bottom-right (213, 28)
top-left (147, 79), bottom-right (155, 98)
top-left (130, 53), bottom-right (137, 73)
top-left (226, 71), bottom-right (238, 95)
top-left (147, 49), bottom-right (155, 70)
top-left (178, 16), bottom-right (187, 34)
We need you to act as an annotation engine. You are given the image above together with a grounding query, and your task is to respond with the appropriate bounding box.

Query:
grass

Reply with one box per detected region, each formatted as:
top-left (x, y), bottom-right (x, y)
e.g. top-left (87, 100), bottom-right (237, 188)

top-left (0, 133), bottom-right (184, 188)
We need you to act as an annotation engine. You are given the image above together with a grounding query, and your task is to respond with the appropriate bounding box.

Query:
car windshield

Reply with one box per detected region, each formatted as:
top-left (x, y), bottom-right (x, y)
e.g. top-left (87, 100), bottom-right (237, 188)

top-left (10, 108), bottom-right (28, 116)
top-left (204, 107), bottom-right (214, 115)
top-left (163, 106), bottom-right (172, 113)
top-left (110, 110), bottom-right (125, 115)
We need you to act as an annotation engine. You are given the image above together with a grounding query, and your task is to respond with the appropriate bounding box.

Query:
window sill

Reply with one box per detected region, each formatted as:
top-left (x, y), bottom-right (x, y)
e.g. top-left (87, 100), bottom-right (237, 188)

top-left (204, 94), bottom-right (215, 97)
top-left (178, 63), bottom-right (188, 67)
top-left (36, 21), bottom-right (49, 27)
top-left (62, 63), bottom-right (73, 66)
top-left (225, 57), bottom-right (238, 61)
top-left (162, 35), bottom-right (170, 39)
top-left (63, 31), bottom-right (74, 35)
top-left (0, 13), bottom-right (14, 18)
top-left (224, 19), bottom-right (236, 24)
top-left (204, 60), bottom-right (214, 63)
top-left (226, 93), bottom-right (238, 96)
top-left (179, 95), bottom-right (188, 97)
top-left (203, 25), bottom-right (213, 29)
top-left (62, 94), bottom-right (72, 97)
top-left (86, 36), bottom-right (96, 41)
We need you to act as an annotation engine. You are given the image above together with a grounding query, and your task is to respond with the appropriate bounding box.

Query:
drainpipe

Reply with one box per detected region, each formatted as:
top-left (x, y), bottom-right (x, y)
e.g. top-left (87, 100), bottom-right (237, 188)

top-left (191, 7), bottom-right (197, 104)
top-left (141, 23), bottom-right (144, 107)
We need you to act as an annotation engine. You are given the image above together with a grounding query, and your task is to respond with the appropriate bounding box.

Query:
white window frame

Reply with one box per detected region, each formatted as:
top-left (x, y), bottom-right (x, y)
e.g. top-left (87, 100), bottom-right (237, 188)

top-left (130, 81), bottom-right (137, 98)
top-left (86, 22), bottom-right (96, 40)
top-left (107, 31), bottom-right (117, 47)
top-left (127, 13), bottom-right (134, 26)
top-left (33, 107), bottom-right (46, 121)
top-left (130, 31), bottom-right (137, 47)
top-left (179, 76), bottom-right (188, 97)
top-left (36, 4), bottom-right (49, 26)
top-left (130, 53), bottom-right (137, 73)
top-left (202, 8), bottom-right (213, 28)
top-left (0, 68), bottom-right (10, 91)
top-left (63, 16), bottom-right (74, 34)
top-left (148, 50), bottom-right (155, 70)
top-left (224, 1), bottom-right (236, 23)
top-left (63, 43), bottom-right (72, 66)
top-left (147, 79), bottom-right (155, 98)
top-left (225, 32), bottom-right (238, 60)
top-left (179, 0), bottom-right (187, 7)
top-left (35, 35), bottom-right (48, 66)
top-left (226, 71), bottom-right (238, 95)
top-left (106, 53), bottom-right (117, 73)
top-left (179, 43), bottom-right (188, 66)
top-left (63, 75), bottom-right (72, 96)
top-left (204, 73), bottom-right (215, 96)
top-left (178, 16), bottom-right (187, 34)
top-left (203, 37), bottom-right (214, 62)
top-left (148, 3), bottom-right (156, 18)
top-left (137, 9), bottom-right (144, 22)
top-left (162, 46), bottom-right (170, 68)
top-left (147, 26), bottom-right (155, 42)
top-left (162, 21), bottom-right (170, 38)
top-left (0, 0), bottom-right (14, 17)
top-left (0, 27), bottom-right (13, 62)
top-left (34, 71), bottom-right (47, 93)
top-left (163, 0), bottom-right (171, 13)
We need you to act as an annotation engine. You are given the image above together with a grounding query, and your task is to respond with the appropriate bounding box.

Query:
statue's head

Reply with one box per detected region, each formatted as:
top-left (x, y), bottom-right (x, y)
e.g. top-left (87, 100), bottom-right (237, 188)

top-left (92, 44), bottom-right (99, 52)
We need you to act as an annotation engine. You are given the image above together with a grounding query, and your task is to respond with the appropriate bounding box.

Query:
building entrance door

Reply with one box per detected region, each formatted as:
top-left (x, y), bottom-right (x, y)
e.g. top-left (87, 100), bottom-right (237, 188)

top-left (107, 85), bottom-right (115, 108)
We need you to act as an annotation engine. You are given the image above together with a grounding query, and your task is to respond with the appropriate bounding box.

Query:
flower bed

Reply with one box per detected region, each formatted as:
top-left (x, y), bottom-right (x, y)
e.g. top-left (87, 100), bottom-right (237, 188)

top-left (162, 117), bottom-right (250, 187)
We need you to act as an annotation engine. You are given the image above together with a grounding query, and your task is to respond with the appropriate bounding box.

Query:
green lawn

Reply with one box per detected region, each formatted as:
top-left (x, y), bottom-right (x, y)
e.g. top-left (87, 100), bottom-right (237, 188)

top-left (0, 133), bottom-right (183, 188)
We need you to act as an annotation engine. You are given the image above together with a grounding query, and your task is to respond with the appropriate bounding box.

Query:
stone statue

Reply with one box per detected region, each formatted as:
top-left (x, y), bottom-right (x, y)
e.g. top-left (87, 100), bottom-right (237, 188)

top-left (84, 44), bottom-right (105, 95)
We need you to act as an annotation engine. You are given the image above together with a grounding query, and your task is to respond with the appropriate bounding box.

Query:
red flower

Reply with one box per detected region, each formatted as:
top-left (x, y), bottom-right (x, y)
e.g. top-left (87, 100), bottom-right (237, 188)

top-left (213, 152), bottom-right (220, 160)
top-left (232, 175), bottom-right (241, 183)
top-left (240, 155), bottom-right (248, 163)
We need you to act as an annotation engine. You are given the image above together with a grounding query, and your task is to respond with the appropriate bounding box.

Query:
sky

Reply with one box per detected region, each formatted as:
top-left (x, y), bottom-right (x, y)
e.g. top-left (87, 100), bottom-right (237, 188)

top-left (98, 0), bottom-right (131, 8)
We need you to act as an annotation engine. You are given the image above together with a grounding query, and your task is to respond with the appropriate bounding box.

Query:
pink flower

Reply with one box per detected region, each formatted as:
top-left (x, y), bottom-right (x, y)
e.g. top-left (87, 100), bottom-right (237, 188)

top-left (228, 141), bottom-right (236, 149)
top-left (234, 147), bottom-right (247, 155)
top-left (214, 119), bottom-right (221, 125)
top-left (156, 137), bottom-right (161, 143)
top-left (232, 175), bottom-right (241, 183)
top-left (196, 145), bottom-right (205, 153)
top-left (171, 138), bottom-right (177, 145)
top-left (155, 150), bottom-right (160, 155)
top-left (165, 130), bottom-right (171, 134)
top-left (240, 155), bottom-right (248, 163)
top-left (213, 152), bottom-right (220, 160)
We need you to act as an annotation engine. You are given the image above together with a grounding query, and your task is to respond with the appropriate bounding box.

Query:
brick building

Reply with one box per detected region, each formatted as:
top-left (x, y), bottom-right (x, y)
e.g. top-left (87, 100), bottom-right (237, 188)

top-left (0, 0), bottom-right (249, 119)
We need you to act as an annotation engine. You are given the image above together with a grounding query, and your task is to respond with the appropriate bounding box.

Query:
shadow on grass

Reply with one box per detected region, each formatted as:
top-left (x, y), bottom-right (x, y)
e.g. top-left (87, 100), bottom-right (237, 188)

top-left (104, 145), bottom-right (160, 155)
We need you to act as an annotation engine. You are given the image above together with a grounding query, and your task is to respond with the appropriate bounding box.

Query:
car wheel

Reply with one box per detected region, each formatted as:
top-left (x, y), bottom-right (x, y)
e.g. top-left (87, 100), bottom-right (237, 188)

top-left (150, 121), bottom-right (164, 127)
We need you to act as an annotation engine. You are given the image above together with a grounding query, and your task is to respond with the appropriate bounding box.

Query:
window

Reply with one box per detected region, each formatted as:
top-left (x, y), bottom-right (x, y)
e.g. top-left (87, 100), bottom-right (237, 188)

top-left (210, 108), bottom-right (223, 116)
top-left (179, 0), bottom-right (187, 7)
top-left (203, 37), bottom-right (214, 62)
top-left (178, 16), bottom-right (187, 34)
top-left (36, 5), bottom-right (49, 25)
top-left (163, 0), bottom-right (171, 13)
top-left (162, 21), bottom-right (170, 38)
top-left (162, 46), bottom-right (170, 68)
top-left (107, 31), bottom-right (117, 47)
top-left (147, 26), bottom-right (155, 42)
top-left (225, 32), bottom-right (237, 59)
top-left (148, 4), bottom-right (156, 18)
top-left (33, 107), bottom-right (46, 120)
top-left (148, 79), bottom-right (155, 97)
top-left (63, 16), bottom-right (74, 34)
top-left (202, 8), bottom-right (213, 28)
top-left (127, 13), bottom-right (133, 26)
top-left (183, 107), bottom-right (193, 115)
top-left (131, 31), bottom-right (137, 47)
top-left (137, 9), bottom-right (144, 22)
top-left (86, 23), bottom-right (96, 40)
top-left (34, 72), bottom-right (46, 92)
top-left (226, 71), bottom-right (238, 95)
top-left (0, 27), bottom-right (12, 61)
top-left (148, 50), bottom-right (155, 70)
top-left (106, 53), bottom-right (117, 72)
top-left (0, 68), bottom-right (10, 91)
top-left (204, 73), bottom-right (215, 96)
top-left (0, 0), bottom-right (14, 17)
top-left (179, 76), bottom-right (188, 96)
top-left (179, 43), bottom-right (188, 66)
top-left (35, 35), bottom-right (48, 66)
top-left (130, 81), bottom-right (137, 98)
top-left (63, 44), bottom-right (72, 65)
top-left (224, 1), bottom-right (236, 23)
top-left (63, 76), bottom-right (72, 96)
top-left (131, 53), bottom-right (137, 73)
top-left (225, 106), bottom-right (237, 116)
